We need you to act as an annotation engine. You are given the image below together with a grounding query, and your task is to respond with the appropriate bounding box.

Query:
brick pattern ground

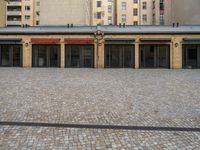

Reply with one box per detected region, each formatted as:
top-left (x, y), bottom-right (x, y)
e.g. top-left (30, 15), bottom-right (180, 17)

top-left (0, 126), bottom-right (200, 150)
top-left (0, 68), bottom-right (200, 149)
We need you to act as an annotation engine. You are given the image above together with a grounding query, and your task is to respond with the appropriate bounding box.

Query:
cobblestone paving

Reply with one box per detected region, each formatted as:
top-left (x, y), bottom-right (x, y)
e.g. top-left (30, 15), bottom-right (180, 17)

top-left (0, 126), bottom-right (200, 150)
top-left (0, 68), bottom-right (200, 149)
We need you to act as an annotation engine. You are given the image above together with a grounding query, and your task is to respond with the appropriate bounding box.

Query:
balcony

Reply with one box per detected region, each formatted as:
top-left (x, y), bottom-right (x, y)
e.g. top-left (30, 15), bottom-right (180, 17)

top-left (7, 20), bottom-right (21, 26)
top-left (7, 1), bottom-right (22, 6)
top-left (7, 11), bottom-right (22, 16)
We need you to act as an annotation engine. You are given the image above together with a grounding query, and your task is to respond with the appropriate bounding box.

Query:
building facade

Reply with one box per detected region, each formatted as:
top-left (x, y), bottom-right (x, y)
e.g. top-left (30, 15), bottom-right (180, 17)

top-left (172, 0), bottom-right (200, 25)
top-left (92, 0), bottom-right (115, 25)
top-left (116, 0), bottom-right (140, 25)
top-left (0, 0), bottom-right (6, 27)
top-left (6, 0), bottom-right (40, 27)
top-left (40, 0), bottom-right (91, 26)
top-left (0, 25), bottom-right (200, 69)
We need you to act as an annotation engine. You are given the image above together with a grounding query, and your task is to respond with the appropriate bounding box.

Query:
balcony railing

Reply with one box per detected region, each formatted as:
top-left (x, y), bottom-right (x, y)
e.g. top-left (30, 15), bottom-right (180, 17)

top-left (7, 11), bottom-right (22, 16)
top-left (7, 20), bottom-right (21, 26)
top-left (7, 1), bottom-right (22, 6)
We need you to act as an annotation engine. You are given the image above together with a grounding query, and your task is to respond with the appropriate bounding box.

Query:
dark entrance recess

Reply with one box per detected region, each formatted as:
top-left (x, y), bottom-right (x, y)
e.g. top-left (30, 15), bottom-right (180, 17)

top-left (65, 45), bottom-right (94, 68)
top-left (0, 45), bottom-right (22, 67)
top-left (32, 45), bottom-right (60, 67)
top-left (140, 45), bottom-right (170, 68)
top-left (104, 45), bottom-right (134, 68)
top-left (183, 45), bottom-right (200, 69)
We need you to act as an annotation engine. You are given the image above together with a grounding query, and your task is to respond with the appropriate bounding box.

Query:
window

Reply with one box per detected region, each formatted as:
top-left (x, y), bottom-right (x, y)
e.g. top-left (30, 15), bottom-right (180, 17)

top-left (97, 12), bottom-right (101, 19)
top-left (133, 8), bottom-right (138, 16)
top-left (25, 15), bottom-right (30, 20)
top-left (134, 0), bottom-right (138, 3)
top-left (36, 21), bottom-right (39, 25)
top-left (133, 21), bottom-right (138, 25)
top-left (160, 15), bottom-right (165, 25)
top-left (108, 17), bottom-right (112, 24)
top-left (122, 15), bottom-right (126, 23)
top-left (36, 2), bottom-right (40, 7)
top-left (142, 2), bottom-right (147, 10)
top-left (97, 1), bottom-right (102, 7)
top-left (25, 6), bottom-right (30, 11)
top-left (122, 2), bottom-right (126, 10)
top-left (142, 14), bottom-right (147, 22)
top-left (36, 11), bottom-right (40, 16)
top-left (108, 5), bottom-right (112, 13)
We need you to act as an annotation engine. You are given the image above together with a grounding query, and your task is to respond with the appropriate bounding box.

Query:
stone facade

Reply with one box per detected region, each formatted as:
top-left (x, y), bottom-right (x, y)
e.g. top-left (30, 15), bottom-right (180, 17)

top-left (0, 34), bottom-right (199, 69)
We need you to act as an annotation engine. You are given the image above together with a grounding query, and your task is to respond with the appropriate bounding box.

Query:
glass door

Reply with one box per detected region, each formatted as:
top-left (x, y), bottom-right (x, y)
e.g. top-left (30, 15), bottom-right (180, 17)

top-left (186, 46), bottom-right (197, 68)
top-left (49, 46), bottom-right (59, 67)
top-left (0, 45), bottom-right (10, 66)
top-left (65, 45), bottom-right (94, 68)
top-left (82, 46), bottom-right (93, 68)
top-left (13, 45), bottom-right (22, 67)
top-left (105, 45), bottom-right (134, 68)
top-left (140, 45), bottom-right (155, 68)
top-left (157, 45), bottom-right (170, 68)
top-left (0, 45), bottom-right (22, 67)
top-left (140, 45), bottom-right (170, 68)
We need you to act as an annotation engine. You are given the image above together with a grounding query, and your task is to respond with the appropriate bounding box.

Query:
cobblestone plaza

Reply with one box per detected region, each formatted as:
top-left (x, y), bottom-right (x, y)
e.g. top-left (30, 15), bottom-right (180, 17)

top-left (0, 68), bottom-right (200, 149)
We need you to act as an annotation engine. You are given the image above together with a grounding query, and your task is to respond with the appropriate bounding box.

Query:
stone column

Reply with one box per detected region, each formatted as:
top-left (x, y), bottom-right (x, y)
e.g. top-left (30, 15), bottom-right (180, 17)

top-left (60, 42), bottom-right (65, 68)
top-left (22, 40), bottom-right (32, 67)
top-left (172, 38), bottom-right (182, 69)
top-left (98, 43), bottom-right (104, 68)
top-left (135, 41), bottom-right (139, 69)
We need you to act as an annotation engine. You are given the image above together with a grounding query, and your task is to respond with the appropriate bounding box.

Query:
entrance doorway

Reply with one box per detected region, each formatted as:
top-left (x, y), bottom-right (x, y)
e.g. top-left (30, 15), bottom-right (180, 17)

top-left (32, 45), bottom-right (60, 67)
top-left (0, 45), bottom-right (22, 67)
top-left (183, 45), bottom-right (200, 68)
top-left (104, 45), bottom-right (134, 68)
top-left (65, 45), bottom-right (94, 68)
top-left (140, 45), bottom-right (170, 68)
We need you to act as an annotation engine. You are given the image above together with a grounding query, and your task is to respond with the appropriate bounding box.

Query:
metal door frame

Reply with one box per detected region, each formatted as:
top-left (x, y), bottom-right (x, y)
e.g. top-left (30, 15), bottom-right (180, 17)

top-left (65, 44), bottom-right (94, 68)
top-left (105, 44), bottom-right (134, 68)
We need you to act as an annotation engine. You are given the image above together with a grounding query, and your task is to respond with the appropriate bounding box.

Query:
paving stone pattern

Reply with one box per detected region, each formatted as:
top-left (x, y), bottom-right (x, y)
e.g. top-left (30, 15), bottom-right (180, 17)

top-left (0, 68), bottom-right (200, 149)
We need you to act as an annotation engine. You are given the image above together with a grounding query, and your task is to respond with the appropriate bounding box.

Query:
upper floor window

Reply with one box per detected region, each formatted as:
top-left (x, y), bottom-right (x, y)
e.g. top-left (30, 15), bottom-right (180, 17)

top-left (134, 0), bottom-right (138, 4)
top-left (122, 2), bottom-right (126, 10)
top-left (133, 8), bottom-right (138, 16)
top-left (97, 1), bottom-right (102, 7)
top-left (142, 2), bottom-right (147, 10)
top-left (108, 5), bottom-right (112, 13)
top-left (25, 6), bottom-right (30, 11)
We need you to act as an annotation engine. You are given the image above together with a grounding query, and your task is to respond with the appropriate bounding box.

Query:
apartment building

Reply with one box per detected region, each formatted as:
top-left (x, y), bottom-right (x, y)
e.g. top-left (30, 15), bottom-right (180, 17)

top-left (116, 0), bottom-right (140, 25)
top-left (172, 0), bottom-right (200, 25)
top-left (40, 0), bottom-right (91, 25)
top-left (92, 0), bottom-right (115, 25)
top-left (0, 0), bottom-right (6, 27)
top-left (6, 0), bottom-right (40, 26)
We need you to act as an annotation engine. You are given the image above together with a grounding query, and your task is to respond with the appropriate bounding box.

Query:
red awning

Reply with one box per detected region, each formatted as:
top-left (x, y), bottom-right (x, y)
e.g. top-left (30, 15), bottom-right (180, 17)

top-left (31, 38), bottom-right (60, 43)
top-left (64, 39), bottom-right (94, 43)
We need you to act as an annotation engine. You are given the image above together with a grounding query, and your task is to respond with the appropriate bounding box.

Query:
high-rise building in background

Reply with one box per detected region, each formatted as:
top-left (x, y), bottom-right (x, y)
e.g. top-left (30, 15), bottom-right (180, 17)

top-left (116, 0), bottom-right (140, 25)
top-left (92, 0), bottom-right (115, 25)
top-left (6, 0), bottom-right (40, 26)
top-left (3, 0), bottom-right (200, 27)
top-left (172, 0), bottom-right (200, 25)
top-left (0, 0), bottom-right (6, 27)
top-left (40, 0), bottom-right (91, 25)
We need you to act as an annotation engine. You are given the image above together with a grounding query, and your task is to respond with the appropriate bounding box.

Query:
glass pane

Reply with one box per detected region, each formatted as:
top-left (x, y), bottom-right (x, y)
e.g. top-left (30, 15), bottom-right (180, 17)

top-left (71, 46), bottom-right (80, 67)
top-left (13, 46), bottom-right (21, 67)
top-left (49, 47), bottom-right (59, 67)
top-left (123, 46), bottom-right (133, 68)
top-left (158, 45), bottom-right (169, 68)
top-left (188, 47), bottom-right (197, 68)
top-left (110, 46), bottom-right (120, 67)
top-left (1, 45), bottom-right (10, 66)
top-left (82, 46), bottom-right (93, 67)
top-left (144, 45), bottom-right (154, 68)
